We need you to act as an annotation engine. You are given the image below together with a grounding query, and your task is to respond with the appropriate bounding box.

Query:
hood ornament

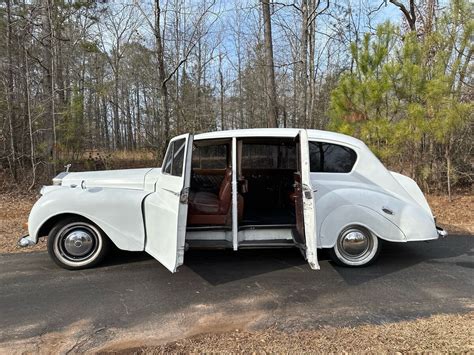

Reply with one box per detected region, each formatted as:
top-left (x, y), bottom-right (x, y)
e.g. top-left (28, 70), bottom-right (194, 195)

top-left (65, 164), bottom-right (72, 173)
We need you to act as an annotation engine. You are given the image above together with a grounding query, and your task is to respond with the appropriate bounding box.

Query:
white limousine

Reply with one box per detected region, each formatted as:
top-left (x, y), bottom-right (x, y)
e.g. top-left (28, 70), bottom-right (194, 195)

top-left (19, 128), bottom-right (447, 271)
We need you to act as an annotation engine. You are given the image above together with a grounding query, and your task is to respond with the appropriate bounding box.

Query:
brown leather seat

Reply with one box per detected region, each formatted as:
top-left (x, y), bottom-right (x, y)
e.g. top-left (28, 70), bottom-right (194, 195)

top-left (188, 168), bottom-right (243, 225)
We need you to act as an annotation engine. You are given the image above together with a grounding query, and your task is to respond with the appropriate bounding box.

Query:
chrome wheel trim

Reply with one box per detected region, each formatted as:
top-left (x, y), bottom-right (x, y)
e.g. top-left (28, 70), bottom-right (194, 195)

top-left (334, 227), bottom-right (378, 266)
top-left (53, 222), bottom-right (103, 267)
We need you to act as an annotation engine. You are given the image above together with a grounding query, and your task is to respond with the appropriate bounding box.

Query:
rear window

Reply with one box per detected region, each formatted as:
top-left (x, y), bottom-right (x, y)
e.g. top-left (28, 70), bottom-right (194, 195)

top-left (192, 144), bottom-right (228, 169)
top-left (309, 142), bottom-right (357, 173)
top-left (242, 144), bottom-right (296, 169)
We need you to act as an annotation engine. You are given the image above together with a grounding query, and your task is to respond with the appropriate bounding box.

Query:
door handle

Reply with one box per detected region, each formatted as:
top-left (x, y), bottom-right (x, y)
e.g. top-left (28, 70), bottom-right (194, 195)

top-left (162, 188), bottom-right (180, 197)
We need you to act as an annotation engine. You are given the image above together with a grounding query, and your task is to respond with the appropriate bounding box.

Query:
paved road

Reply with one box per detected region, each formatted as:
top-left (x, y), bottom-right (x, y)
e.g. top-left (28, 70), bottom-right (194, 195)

top-left (1, 236), bottom-right (473, 351)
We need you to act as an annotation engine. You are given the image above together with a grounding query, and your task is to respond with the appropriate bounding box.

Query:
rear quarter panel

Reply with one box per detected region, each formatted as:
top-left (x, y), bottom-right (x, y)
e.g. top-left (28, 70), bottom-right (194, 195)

top-left (312, 173), bottom-right (437, 248)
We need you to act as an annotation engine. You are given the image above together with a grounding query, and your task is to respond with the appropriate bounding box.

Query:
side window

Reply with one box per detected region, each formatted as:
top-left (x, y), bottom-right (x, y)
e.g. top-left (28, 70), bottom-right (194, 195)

top-left (171, 139), bottom-right (186, 176)
top-left (162, 144), bottom-right (173, 174)
top-left (242, 144), bottom-right (296, 169)
top-left (309, 142), bottom-right (357, 173)
top-left (162, 138), bottom-right (186, 177)
top-left (192, 144), bottom-right (228, 169)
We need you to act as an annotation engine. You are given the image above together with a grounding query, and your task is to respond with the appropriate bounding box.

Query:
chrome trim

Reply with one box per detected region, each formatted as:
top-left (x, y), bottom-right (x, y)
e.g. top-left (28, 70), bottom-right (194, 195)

top-left (436, 226), bottom-right (448, 238)
top-left (55, 222), bottom-right (100, 263)
top-left (52, 172), bottom-right (69, 186)
top-left (18, 235), bottom-right (36, 248)
top-left (340, 230), bottom-right (370, 257)
top-left (382, 206), bottom-right (394, 215)
top-left (335, 226), bottom-right (377, 265)
top-left (63, 230), bottom-right (94, 256)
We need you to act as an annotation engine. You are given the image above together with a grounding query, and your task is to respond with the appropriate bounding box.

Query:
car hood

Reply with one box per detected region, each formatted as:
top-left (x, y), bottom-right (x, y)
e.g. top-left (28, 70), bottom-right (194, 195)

top-left (57, 168), bottom-right (154, 190)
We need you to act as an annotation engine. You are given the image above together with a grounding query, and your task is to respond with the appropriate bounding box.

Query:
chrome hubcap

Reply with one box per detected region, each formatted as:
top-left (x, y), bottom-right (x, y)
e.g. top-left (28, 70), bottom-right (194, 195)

top-left (56, 223), bottom-right (99, 262)
top-left (337, 228), bottom-right (373, 262)
top-left (341, 231), bottom-right (369, 256)
top-left (63, 230), bottom-right (94, 256)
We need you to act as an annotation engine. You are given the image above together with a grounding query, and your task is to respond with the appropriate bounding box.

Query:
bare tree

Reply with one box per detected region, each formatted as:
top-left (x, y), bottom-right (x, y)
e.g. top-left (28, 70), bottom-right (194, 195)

top-left (389, 0), bottom-right (417, 31)
top-left (261, 0), bottom-right (279, 127)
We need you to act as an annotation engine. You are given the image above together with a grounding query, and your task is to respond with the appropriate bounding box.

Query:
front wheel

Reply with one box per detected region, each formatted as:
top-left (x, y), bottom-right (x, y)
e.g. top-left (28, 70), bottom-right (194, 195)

top-left (47, 217), bottom-right (110, 270)
top-left (329, 226), bottom-right (381, 267)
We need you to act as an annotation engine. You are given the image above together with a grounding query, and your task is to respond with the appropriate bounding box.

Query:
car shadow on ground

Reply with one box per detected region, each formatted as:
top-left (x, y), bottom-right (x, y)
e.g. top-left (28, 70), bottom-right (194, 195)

top-left (100, 235), bottom-right (471, 286)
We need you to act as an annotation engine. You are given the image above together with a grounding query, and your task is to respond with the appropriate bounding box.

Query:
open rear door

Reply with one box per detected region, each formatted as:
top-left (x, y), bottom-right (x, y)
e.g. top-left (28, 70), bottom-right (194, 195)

top-left (144, 134), bottom-right (193, 272)
top-left (294, 130), bottom-right (320, 270)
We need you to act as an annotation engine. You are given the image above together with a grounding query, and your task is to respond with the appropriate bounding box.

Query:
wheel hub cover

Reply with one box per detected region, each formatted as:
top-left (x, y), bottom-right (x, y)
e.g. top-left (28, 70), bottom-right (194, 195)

top-left (64, 230), bottom-right (94, 257)
top-left (341, 231), bottom-right (369, 256)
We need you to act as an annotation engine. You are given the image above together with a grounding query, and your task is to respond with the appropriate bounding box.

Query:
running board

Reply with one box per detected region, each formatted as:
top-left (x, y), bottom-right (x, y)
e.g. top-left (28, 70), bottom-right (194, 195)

top-left (238, 239), bottom-right (296, 248)
top-left (187, 225), bottom-right (232, 231)
top-left (186, 239), bottom-right (296, 249)
top-left (238, 224), bottom-right (296, 231)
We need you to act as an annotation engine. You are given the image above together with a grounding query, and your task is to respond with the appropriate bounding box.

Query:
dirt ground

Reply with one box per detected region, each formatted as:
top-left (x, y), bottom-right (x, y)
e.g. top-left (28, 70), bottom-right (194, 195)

top-left (0, 192), bottom-right (472, 254)
top-left (130, 312), bottom-right (473, 354)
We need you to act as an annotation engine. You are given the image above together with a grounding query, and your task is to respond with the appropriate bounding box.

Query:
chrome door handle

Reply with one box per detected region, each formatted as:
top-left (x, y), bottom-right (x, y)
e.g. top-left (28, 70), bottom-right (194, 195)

top-left (162, 188), bottom-right (180, 197)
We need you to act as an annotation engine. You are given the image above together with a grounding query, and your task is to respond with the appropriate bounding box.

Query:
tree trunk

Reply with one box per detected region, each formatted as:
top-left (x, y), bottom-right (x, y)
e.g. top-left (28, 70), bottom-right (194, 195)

top-left (219, 52), bottom-right (225, 130)
top-left (299, 0), bottom-right (308, 127)
top-left (389, 0), bottom-right (416, 32)
top-left (6, 0), bottom-right (17, 180)
top-left (155, 0), bottom-right (171, 148)
top-left (261, 0), bottom-right (278, 128)
top-left (42, 0), bottom-right (56, 170)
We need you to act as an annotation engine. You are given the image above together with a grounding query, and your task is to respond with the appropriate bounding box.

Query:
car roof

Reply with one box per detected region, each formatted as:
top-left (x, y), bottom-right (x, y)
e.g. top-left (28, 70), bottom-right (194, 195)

top-left (194, 128), bottom-right (366, 149)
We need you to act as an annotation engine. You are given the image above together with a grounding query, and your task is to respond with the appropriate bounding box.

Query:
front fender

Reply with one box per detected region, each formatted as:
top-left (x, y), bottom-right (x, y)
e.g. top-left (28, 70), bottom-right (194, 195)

top-left (28, 186), bottom-right (150, 251)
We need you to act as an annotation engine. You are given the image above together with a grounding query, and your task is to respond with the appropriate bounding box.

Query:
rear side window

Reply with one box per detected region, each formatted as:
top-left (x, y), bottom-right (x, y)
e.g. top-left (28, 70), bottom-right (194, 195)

top-left (192, 144), bottom-right (228, 169)
top-left (309, 142), bottom-right (357, 173)
top-left (162, 138), bottom-right (186, 177)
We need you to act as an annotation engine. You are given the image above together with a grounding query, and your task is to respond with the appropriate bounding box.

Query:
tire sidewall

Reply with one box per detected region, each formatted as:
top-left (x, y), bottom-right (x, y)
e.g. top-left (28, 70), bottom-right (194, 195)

top-left (47, 217), bottom-right (109, 270)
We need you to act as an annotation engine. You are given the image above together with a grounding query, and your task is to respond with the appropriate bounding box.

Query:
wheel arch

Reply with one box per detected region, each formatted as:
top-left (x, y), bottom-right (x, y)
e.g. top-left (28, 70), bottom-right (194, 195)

top-left (319, 204), bottom-right (406, 248)
top-left (38, 213), bottom-right (104, 239)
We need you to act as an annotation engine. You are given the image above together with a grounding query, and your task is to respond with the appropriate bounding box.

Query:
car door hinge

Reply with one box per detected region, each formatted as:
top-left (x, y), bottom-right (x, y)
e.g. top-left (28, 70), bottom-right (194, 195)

top-left (180, 187), bottom-right (190, 204)
top-left (302, 184), bottom-right (313, 199)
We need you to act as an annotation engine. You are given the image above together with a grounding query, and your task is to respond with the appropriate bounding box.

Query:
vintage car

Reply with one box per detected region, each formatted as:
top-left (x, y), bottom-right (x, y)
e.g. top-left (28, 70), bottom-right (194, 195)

top-left (19, 128), bottom-right (447, 271)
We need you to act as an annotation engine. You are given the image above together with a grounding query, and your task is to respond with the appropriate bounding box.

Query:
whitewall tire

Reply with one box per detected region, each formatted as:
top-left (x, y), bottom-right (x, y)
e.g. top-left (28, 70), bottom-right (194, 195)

top-left (329, 226), bottom-right (381, 267)
top-left (47, 217), bottom-right (110, 270)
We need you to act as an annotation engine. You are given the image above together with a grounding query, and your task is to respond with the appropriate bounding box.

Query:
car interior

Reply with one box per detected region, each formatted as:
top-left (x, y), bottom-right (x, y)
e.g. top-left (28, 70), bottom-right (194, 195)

top-left (187, 137), bottom-right (301, 233)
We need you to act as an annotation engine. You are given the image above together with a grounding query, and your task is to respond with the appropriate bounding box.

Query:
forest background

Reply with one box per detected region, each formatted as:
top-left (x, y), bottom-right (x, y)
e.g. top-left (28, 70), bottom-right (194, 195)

top-left (0, 0), bottom-right (472, 197)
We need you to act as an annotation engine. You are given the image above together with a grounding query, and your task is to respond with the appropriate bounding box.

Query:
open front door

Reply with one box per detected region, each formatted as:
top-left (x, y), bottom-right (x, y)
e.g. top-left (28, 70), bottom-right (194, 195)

top-left (144, 134), bottom-right (193, 272)
top-left (294, 130), bottom-right (320, 270)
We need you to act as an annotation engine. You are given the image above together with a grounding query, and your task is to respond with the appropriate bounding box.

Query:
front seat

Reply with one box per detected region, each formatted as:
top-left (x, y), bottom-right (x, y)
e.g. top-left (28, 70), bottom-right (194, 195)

top-left (188, 168), bottom-right (243, 225)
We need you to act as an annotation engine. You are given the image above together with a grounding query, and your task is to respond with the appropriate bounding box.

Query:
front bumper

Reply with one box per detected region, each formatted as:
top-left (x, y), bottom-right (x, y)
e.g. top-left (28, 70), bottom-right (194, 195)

top-left (18, 235), bottom-right (36, 247)
top-left (436, 226), bottom-right (448, 238)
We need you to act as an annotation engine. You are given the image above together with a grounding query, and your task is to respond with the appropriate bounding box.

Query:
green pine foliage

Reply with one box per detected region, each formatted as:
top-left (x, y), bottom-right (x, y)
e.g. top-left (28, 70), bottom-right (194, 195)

top-left (329, 1), bottom-right (473, 192)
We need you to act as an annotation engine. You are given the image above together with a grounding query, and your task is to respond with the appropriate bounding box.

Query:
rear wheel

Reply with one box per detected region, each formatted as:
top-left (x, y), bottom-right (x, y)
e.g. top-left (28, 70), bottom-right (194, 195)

top-left (329, 226), bottom-right (380, 267)
top-left (47, 217), bottom-right (110, 270)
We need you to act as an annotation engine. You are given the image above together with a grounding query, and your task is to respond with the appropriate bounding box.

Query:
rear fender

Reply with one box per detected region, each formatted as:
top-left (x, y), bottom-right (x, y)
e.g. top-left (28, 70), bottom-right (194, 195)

top-left (319, 204), bottom-right (406, 248)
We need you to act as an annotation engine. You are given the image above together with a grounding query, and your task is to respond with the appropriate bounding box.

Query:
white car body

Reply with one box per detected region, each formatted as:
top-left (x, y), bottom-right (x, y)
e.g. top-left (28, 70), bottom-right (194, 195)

top-left (22, 129), bottom-right (445, 272)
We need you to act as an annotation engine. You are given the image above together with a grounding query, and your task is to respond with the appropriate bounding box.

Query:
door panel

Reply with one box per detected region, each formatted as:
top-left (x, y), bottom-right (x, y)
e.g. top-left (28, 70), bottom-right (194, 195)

top-left (297, 130), bottom-right (320, 270)
top-left (293, 172), bottom-right (305, 245)
top-left (144, 134), bottom-right (193, 272)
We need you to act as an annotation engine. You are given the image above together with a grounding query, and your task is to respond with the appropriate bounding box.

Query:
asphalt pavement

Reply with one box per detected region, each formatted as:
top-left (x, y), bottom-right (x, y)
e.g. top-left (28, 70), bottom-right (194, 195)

top-left (0, 236), bottom-right (472, 351)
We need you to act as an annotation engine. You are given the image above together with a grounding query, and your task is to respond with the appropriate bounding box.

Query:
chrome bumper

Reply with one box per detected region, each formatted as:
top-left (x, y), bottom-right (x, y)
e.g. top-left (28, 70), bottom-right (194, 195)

top-left (18, 235), bottom-right (36, 247)
top-left (436, 226), bottom-right (448, 238)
